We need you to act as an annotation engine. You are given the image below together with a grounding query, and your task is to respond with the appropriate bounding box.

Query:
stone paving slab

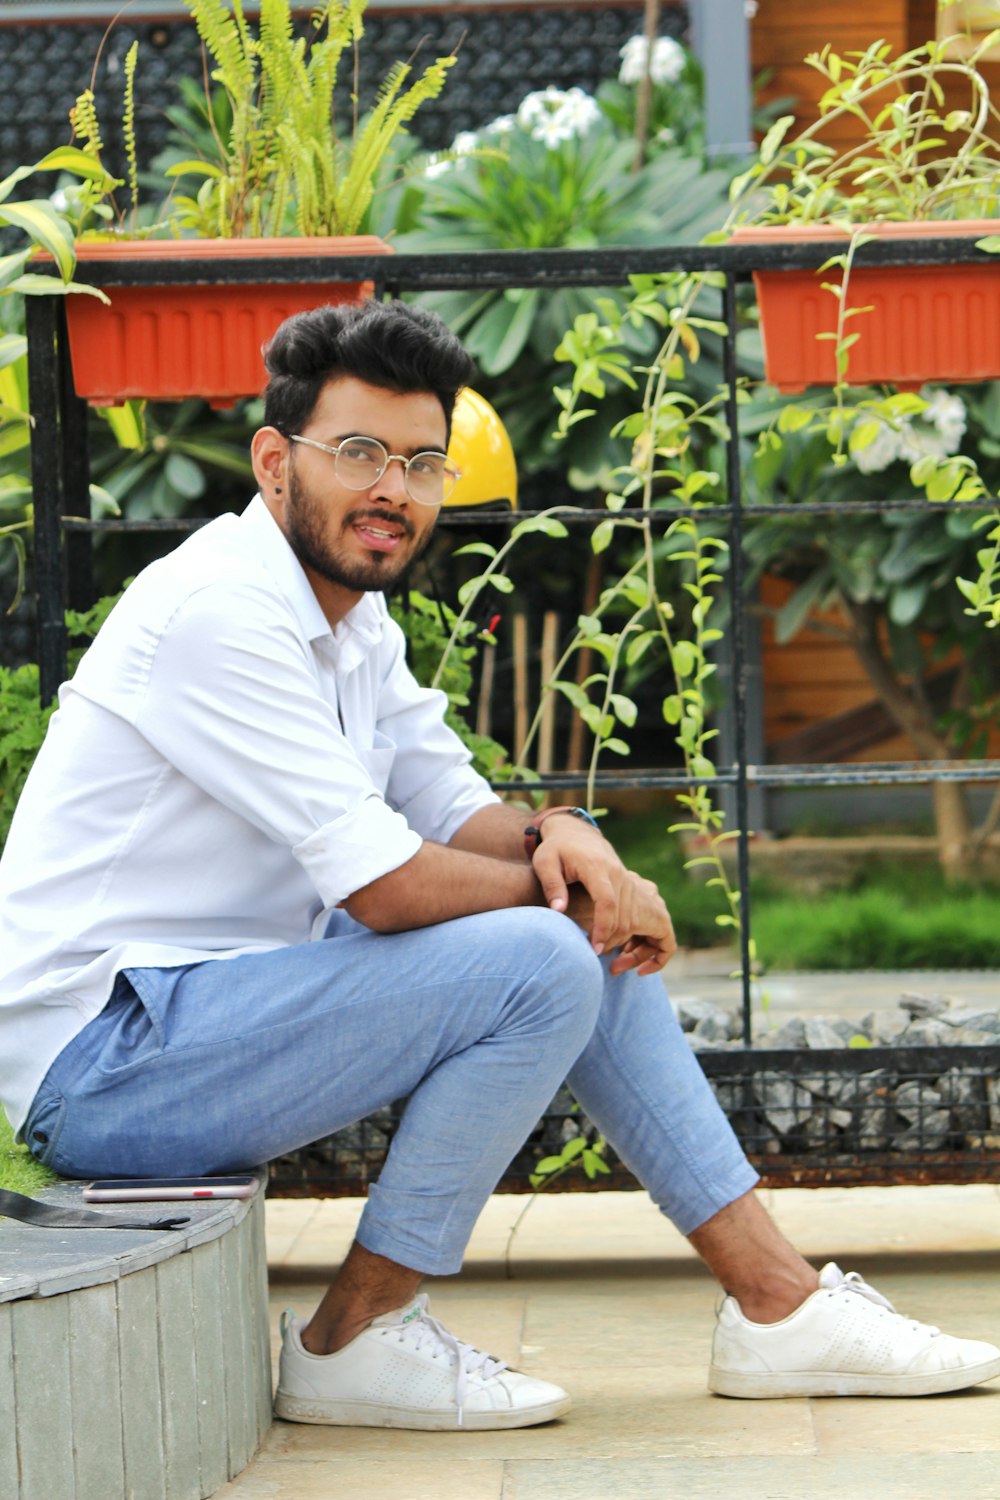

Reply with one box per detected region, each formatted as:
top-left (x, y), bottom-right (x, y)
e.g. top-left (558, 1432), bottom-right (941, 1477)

top-left (215, 1187), bottom-right (1000, 1500)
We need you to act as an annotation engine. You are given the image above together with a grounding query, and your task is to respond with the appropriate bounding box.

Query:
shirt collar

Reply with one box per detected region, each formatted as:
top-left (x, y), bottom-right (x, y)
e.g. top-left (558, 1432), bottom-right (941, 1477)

top-left (239, 494), bottom-right (387, 661)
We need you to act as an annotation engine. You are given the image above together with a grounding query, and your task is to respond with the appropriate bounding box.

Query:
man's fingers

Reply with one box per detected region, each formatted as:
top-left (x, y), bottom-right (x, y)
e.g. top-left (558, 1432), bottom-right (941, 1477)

top-left (584, 874), bottom-right (622, 956)
top-left (532, 843), bottom-right (570, 913)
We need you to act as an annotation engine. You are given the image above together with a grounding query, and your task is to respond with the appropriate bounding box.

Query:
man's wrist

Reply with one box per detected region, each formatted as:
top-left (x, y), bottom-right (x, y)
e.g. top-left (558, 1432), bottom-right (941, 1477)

top-left (523, 805), bottom-right (600, 859)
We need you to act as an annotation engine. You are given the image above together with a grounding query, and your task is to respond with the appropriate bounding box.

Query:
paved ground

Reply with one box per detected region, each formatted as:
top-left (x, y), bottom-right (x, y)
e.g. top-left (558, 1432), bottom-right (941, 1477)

top-left (218, 1184), bottom-right (1000, 1500)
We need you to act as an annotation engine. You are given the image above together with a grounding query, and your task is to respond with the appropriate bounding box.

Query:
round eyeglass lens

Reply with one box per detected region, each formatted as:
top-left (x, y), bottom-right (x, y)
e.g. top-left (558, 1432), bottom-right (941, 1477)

top-left (334, 438), bottom-right (385, 490)
top-left (406, 453), bottom-right (455, 505)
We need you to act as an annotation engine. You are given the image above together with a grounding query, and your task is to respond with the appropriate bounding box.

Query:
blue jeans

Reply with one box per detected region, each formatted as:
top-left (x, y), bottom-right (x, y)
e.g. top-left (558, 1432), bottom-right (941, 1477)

top-left (24, 907), bottom-right (757, 1275)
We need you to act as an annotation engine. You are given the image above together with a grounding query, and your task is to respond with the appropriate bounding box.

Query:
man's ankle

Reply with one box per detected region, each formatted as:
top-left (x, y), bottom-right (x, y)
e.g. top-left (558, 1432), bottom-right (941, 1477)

top-left (732, 1267), bottom-right (820, 1325)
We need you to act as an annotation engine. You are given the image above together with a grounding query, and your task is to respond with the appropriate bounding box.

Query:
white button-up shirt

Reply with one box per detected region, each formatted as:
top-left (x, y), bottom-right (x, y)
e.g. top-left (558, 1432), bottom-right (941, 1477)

top-left (0, 496), bottom-right (498, 1133)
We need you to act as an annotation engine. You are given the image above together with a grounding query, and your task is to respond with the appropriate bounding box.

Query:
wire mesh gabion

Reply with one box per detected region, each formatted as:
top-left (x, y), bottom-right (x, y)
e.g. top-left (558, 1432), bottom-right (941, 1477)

top-left (267, 1044), bottom-right (1000, 1196)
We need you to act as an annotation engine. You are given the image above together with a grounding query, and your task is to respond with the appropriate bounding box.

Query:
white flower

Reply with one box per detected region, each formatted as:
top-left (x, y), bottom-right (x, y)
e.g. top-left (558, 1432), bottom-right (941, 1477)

top-left (531, 113), bottom-right (577, 149)
top-left (851, 387), bottom-right (967, 473)
top-left (484, 114), bottom-right (517, 138)
top-left (921, 386), bottom-right (967, 449)
top-left (516, 86), bottom-right (599, 146)
top-left (745, 1), bottom-right (759, 18)
top-left (451, 131), bottom-right (480, 158)
top-left (517, 87), bottom-right (565, 132)
top-left (853, 421), bottom-right (901, 473)
top-left (560, 86), bottom-right (602, 135)
top-left (618, 34), bottom-right (686, 87)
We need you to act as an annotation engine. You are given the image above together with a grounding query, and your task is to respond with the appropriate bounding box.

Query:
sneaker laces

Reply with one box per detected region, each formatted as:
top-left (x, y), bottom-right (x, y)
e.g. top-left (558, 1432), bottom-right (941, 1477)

top-left (820, 1263), bottom-right (940, 1335)
top-left (391, 1296), bottom-right (508, 1426)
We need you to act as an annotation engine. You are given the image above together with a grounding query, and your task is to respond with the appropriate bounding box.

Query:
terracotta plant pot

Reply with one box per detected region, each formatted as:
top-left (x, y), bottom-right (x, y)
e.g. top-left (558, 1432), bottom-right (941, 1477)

top-left (731, 222), bottom-right (1000, 393)
top-left (64, 236), bottom-right (392, 407)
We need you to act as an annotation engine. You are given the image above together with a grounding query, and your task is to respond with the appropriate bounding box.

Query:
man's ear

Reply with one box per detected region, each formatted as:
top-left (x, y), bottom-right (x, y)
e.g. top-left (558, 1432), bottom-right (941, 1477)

top-left (252, 427), bottom-right (289, 503)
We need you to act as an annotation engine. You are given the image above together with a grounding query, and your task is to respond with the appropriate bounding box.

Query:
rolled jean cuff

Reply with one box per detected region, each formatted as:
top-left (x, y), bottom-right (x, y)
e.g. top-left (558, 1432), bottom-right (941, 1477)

top-left (668, 1158), bottom-right (761, 1239)
top-left (353, 1207), bottom-right (466, 1279)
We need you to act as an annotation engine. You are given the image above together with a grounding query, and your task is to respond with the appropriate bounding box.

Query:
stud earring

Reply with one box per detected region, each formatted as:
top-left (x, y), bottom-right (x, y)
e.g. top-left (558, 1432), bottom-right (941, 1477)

top-left (275, 486), bottom-right (283, 494)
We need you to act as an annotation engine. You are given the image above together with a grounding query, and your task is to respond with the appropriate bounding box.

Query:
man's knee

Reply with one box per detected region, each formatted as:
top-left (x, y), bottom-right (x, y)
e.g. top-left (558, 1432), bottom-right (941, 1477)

top-left (488, 905), bottom-right (604, 1040)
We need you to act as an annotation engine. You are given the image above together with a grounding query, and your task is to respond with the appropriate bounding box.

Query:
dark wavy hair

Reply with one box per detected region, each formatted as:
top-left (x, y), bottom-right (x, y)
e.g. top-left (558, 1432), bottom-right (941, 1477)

top-left (262, 299), bottom-right (476, 440)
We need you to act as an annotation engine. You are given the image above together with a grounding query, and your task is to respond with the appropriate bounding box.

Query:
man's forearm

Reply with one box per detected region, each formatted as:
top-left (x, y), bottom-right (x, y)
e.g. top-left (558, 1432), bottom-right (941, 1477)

top-left (447, 803), bottom-right (534, 862)
top-left (343, 838), bottom-right (543, 932)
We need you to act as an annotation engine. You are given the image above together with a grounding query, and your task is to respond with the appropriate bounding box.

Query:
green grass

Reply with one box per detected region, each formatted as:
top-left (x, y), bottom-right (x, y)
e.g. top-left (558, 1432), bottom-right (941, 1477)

top-left (603, 812), bottom-right (1000, 970)
top-left (0, 1110), bottom-right (58, 1195)
top-left (753, 885), bottom-right (1000, 970)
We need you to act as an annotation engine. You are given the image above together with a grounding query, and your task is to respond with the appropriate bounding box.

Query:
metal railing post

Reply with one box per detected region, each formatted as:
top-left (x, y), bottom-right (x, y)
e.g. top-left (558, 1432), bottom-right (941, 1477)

top-left (25, 295), bottom-right (68, 703)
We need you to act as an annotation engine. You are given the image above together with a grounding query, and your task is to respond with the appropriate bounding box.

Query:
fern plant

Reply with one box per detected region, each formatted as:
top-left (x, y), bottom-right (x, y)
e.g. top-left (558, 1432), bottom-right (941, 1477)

top-left (161, 0), bottom-right (457, 238)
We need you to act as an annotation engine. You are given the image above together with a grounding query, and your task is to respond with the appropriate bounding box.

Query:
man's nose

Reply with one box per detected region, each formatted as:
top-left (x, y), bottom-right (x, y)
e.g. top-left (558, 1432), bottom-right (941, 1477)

top-left (372, 456), bottom-right (410, 502)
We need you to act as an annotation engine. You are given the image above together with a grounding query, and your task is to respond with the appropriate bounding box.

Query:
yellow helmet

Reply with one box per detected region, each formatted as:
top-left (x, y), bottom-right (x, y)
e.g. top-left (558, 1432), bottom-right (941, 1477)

top-left (445, 389), bottom-right (517, 509)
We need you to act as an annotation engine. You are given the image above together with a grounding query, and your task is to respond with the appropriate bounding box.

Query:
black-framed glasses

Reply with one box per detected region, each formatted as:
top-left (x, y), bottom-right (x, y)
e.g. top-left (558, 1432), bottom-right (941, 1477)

top-left (289, 433), bottom-right (461, 506)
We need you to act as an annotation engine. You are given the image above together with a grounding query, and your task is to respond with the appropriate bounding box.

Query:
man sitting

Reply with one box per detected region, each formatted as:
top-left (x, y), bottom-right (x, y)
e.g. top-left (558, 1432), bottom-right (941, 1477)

top-left (1, 300), bottom-right (996, 1429)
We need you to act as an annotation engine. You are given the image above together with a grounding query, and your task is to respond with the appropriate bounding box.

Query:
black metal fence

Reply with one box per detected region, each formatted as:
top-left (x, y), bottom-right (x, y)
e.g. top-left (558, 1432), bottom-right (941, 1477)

top-left (23, 236), bottom-right (1000, 1191)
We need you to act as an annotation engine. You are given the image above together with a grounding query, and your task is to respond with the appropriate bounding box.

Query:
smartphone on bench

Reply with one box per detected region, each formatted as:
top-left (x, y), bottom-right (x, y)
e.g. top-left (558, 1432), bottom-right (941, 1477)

top-left (83, 1175), bottom-right (259, 1202)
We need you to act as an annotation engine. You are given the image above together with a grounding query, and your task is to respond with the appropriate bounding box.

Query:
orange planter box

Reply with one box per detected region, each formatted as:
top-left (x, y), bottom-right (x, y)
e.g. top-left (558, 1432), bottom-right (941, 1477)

top-left (64, 236), bottom-right (392, 407)
top-left (732, 222), bottom-right (1000, 392)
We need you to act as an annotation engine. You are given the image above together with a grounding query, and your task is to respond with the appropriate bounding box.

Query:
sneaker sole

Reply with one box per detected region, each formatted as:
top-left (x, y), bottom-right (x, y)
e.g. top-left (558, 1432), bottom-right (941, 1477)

top-left (274, 1391), bottom-right (572, 1429)
top-left (708, 1353), bottom-right (1000, 1398)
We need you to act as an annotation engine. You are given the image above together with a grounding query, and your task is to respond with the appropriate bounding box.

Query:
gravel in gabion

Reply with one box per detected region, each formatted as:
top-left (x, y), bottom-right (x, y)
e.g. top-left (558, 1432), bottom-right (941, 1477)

top-left (672, 989), bottom-right (1000, 1160)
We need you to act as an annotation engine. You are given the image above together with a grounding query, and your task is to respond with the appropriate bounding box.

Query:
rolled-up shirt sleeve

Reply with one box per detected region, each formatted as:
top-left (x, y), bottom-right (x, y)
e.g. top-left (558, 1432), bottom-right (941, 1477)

top-left (375, 617), bottom-right (500, 845)
top-left (127, 582), bottom-right (422, 905)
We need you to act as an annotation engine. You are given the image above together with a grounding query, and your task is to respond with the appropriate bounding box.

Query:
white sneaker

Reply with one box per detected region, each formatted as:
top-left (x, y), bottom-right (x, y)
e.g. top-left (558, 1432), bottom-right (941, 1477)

top-left (709, 1262), bottom-right (1000, 1398)
top-left (274, 1293), bottom-right (571, 1430)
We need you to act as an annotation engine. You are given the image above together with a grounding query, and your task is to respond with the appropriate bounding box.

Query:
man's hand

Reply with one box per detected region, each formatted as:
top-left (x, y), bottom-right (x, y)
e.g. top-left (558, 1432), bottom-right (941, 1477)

top-left (532, 817), bottom-right (676, 976)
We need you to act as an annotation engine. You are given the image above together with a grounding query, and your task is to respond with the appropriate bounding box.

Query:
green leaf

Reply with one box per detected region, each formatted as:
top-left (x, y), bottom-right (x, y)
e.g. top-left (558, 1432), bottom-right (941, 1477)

top-left (0, 335), bottom-right (26, 372)
top-left (34, 146), bottom-right (117, 185)
top-left (453, 541), bottom-right (497, 559)
top-left (776, 404), bottom-right (815, 434)
top-left (609, 692), bottom-right (637, 727)
top-left (100, 401), bottom-right (146, 451)
top-left (849, 420), bottom-right (881, 454)
top-left (88, 483), bottom-right (121, 518)
top-left (551, 680), bottom-right (590, 711)
top-left (592, 518), bottom-right (615, 554)
top-left (164, 159), bottom-right (226, 180)
top-left (0, 200), bottom-right (75, 280)
top-left (165, 451), bottom-right (205, 501)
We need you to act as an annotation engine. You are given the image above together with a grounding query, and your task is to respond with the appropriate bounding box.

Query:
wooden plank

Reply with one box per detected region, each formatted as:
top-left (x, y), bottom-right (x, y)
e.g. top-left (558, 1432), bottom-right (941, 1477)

top-left (69, 1282), bottom-right (126, 1500)
top-left (248, 1197), bottom-right (274, 1445)
top-left (118, 1269), bottom-right (168, 1500)
top-left (221, 1216), bottom-right (255, 1475)
top-left (766, 684), bottom-right (873, 716)
top-left (156, 1253), bottom-right (201, 1500)
top-left (13, 1294), bottom-right (76, 1500)
top-left (191, 1238), bottom-right (229, 1498)
top-left (0, 1305), bottom-right (18, 1500)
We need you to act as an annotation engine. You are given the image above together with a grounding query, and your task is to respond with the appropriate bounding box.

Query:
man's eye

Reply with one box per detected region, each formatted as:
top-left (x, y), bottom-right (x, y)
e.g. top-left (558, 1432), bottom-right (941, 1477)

top-left (410, 455), bottom-right (445, 477)
top-left (342, 442), bottom-right (380, 464)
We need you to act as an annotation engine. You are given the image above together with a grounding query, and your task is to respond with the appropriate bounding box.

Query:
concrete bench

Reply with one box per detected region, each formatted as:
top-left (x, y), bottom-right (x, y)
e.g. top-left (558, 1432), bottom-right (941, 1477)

top-left (0, 1179), bottom-right (272, 1500)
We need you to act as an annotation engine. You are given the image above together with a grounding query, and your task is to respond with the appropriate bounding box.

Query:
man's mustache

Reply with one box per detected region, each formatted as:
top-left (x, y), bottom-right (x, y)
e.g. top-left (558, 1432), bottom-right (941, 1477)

top-left (345, 507), bottom-right (416, 540)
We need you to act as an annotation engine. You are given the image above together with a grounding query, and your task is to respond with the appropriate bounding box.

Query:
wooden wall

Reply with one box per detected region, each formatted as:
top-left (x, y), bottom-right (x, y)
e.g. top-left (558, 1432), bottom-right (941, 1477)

top-left (759, 575), bottom-right (1000, 764)
top-left (750, 0), bottom-right (1000, 154)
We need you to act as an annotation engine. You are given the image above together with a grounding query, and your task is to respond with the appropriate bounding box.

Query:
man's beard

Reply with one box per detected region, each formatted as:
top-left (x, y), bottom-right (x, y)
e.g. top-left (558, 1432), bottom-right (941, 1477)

top-left (285, 463), bottom-right (432, 594)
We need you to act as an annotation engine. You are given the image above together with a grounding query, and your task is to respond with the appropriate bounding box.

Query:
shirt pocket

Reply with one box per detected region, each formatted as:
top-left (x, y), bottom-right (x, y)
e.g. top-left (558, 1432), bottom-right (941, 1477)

top-left (356, 729), bottom-right (396, 797)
